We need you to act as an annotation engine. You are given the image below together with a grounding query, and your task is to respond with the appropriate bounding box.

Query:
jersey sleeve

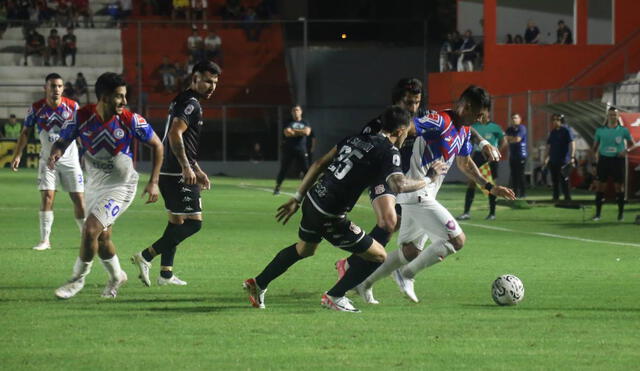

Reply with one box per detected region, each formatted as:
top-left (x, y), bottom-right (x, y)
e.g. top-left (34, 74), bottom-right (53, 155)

top-left (495, 125), bottom-right (505, 142)
top-left (413, 111), bottom-right (445, 140)
top-left (380, 146), bottom-right (404, 183)
top-left (23, 104), bottom-right (37, 128)
top-left (131, 113), bottom-right (154, 143)
top-left (458, 128), bottom-right (473, 157)
top-left (59, 113), bottom-right (79, 141)
top-left (172, 98), bottom-right (199, 126)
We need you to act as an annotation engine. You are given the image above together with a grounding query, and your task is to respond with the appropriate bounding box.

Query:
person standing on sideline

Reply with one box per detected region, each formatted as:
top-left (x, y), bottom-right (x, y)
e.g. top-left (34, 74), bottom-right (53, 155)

top-left (10, 73), bottom-right (85, 251)
top-left (273, 105), bottom-right (311, 195)
top-left (131, 61), bottom-right (221, 287)
top-left (51, 72), bottom-right (164, 299)
top-left (545, 113), bottom-right (575, 202)
top-left (505, 113), bottom-right (528, 198)
top-left (244, 106), bottom-right (427, 313)
top-left (592, 107), bottom-right (637, 221)
top-left (3, 114), bottom-right (22, 139)
top-left (458, 113), bottom-right (506, 220)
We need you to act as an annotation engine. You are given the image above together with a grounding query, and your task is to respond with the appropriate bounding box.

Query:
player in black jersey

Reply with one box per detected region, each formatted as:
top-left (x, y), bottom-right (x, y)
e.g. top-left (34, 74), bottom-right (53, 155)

top-left (243, 106), bottom-right (427, 313)
top-left (131, 60), bottom-right (221, 287)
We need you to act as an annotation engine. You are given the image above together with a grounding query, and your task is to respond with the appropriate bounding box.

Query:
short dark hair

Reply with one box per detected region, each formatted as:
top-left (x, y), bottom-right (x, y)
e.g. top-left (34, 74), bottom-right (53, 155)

top-left (45, 73), bottom-right (62, 83)
top-left (391, 78), bottom-right (422, 104)
top-left (608, 106), bottom-right (618, 112)
top-left (551, 113), bottom-right (565, 123)
top-left (381, 105), bottom-right (411, 132)
top-left (192, 60), bottom-right (222, 76)
top-left (10, 114), bottom-right (16, 118)
top-left (95, 72), bottom-right (127, 100)
top-left (459, 85), bottom-right (491, 111)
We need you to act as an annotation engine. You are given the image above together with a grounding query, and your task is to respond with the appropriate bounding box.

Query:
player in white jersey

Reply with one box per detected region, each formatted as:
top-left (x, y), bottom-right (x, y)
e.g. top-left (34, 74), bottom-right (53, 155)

top-left (49, 72), bottom-right (164, 299)
top-left (356, 85), bottom-right (516, 304)
top-left (10, 73), bottom-right (85, 251)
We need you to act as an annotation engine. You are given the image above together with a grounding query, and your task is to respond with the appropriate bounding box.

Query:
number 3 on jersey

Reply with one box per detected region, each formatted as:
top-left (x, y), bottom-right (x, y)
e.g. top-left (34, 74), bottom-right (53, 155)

top-left (328, 145), bottom-right (363, 180)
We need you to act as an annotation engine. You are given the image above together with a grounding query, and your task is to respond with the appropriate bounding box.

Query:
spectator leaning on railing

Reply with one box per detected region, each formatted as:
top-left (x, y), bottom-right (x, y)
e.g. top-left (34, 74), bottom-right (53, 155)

top-left (556, 20), bottom-right (573, 44)
top-left (524, 20), bottom-right (540, 44)
top-left (458, 30), bottom-right (476, 72)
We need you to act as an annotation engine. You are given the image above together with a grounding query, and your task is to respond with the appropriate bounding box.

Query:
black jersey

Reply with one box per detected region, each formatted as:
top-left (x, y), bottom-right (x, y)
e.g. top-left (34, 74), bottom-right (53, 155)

top-left (160, 89), bottom-right (203, 174)
top-left (283, 119), bottom-right (311, 152)
top-left (307, 134), bottom-right (403, 215)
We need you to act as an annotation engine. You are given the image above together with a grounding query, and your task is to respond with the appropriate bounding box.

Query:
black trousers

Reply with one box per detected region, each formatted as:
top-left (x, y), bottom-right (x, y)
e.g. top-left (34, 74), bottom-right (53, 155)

top-left (549, 162), bottom-right (571, 201)
top-left (276, 149), bottom-right (309, 186)
top-left (509, 157), bottom-right (527, 198)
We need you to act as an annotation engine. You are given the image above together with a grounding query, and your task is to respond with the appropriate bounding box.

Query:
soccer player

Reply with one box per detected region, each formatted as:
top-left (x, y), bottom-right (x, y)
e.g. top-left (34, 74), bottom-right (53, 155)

top-left (131, 60), bottom-right (221, 287)
top-left (458, 113), bottom-right (506, 220)
top-left (592, 107), bottom-right (637, 221)
top-left (51, 72), bottom-right (164, 299)
top-left (355, 86), bottom-right (516, 304)
top-left (10, 73), bottom-right (85, 251)
top-left (243, 106), bottom-right (427, 313)
top-left (273, 105), bottom-right (312, 195)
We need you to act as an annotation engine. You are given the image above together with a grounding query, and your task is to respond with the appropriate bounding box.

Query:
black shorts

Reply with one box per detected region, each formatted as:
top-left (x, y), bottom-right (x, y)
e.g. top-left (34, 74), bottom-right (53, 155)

top-left (159, 174), bottom-right (202, 215)
top-left (368, 181), bottom-right (397, 202)
top-left (597, 156), bottom-right (625, 183)
top-left (298, 198), bottom-right (373, 254)
top-left (472, 151), bottom-right (499, 179)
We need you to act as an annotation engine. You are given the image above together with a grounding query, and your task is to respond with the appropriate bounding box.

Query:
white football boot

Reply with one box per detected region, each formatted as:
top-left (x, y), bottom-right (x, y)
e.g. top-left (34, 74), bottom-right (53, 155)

top-left (101, 271), bottom-right (128, 298)
top-left (130, 253), bottom-right (151, 287)
top-left (321, 293), bottom-right (361, 313)
top-left (33, 241), bottom-right (51, 251)
top-left (243, 278), bottom-right (266, 309)
top-left (157, 274), bottom-right (187, 286)
top-left (55, 277), bottom-right (86, 299)
top-left (354, 283), bottom-right (379, 304)
top-left (392, 269), bottom-right (419, 303)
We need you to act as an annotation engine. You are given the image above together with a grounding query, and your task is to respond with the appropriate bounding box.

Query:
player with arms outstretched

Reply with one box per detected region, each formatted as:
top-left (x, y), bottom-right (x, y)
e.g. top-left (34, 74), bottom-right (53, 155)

top-left (51, 72), bottom-right (164, 299)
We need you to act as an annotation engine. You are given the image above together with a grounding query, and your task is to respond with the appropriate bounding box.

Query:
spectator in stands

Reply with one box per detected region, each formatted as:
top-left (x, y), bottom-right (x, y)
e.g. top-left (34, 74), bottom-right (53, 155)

top-left (175, 60), bottom-right (189, 89)
top-left (505, 34), bottom-right (513, 44)
top-left (72, 0), bottom-right (94, 28)
top-left (191, 0), bottom-right (207, 30)
top-left (158, 56), bottom-right (177, 92)
top-left (56, 0), bottom-right (72, 27)
top-left (524, 20), bottom-right (540, 44)
top-left (172, 0), bottom-right (190, 20)
top-left (107, 1), bottom-right (121, 27)
top-left (458, 29), bottom-right (476, 72)
top-left (15, 0), bottom-right (30, 23)
top-left (556, 20), bottom-right (573, 44)
top-left (24, 28), bottom-right (47, 66)
top-left (439, 32), bottom-right (453, 72)
top-left (514, 34), bottom-right (524, 44)
top-left (187, 27), bottom-right (204, 61)
top-left (221, 0), bottom-right (243, 21)
top-left (35, 0), bottom-right (54, 26)
top-left (62, 26), bottom-right (76, 66)
top-left (242, 7), bottom-right (260, 41)
top-left (3, 114), bottom-right (22, 140)
top-left (204, 29), bottom-right (222, 65)
top-left (0, 3), bottom-right (8, 40)
top-left (46, 28), bottom-right (62, 65)
top-left (448, 30), bottom-right (462, 71)
top-left (249, 142), bottom-right (265, 163)
top-left (62, 81), bottom-right (77, 100)
top-left (505, 113), bottom-right (528, 198)
top-left (74, 72), bottom-right (88, 103)
top-left (545, 113), bottom-right (575, 202)
top-left (120, 0), bottom-right (132, 22)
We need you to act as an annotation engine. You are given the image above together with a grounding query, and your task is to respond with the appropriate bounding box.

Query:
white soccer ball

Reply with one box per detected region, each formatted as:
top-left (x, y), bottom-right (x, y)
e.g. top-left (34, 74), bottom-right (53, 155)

top-left (491, 274), bottom-right (525, 306)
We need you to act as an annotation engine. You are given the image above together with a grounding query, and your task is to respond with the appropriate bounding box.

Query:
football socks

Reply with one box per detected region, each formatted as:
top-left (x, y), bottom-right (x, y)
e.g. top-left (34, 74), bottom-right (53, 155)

top-left (368, 225), bottom-right (391, 247)
top-left (39, 210), bottom-right (54, 243)
top-left (401, 239), bottom-right (456, 279)
top-left (326, 255), bottom-right (380, 298)
top-left (361, 248), bottom-right (409, 288)
top-left (255, 243), bottom-right (303, 289)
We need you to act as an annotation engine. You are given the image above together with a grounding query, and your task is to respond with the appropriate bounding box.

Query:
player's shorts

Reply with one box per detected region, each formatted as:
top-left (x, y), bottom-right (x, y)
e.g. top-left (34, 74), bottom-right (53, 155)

top-left (596, 155), bottom-right (625, 183)
top-left (86, 179), bottom-right (137, 229)
top-left (472, 151), bottom-right (499, 179)
top-left (37, 159), bottom-right (84, 192)
top-left (298, 198), bottom-right (373, 253)
top-left (397, 198), bottom-right (463, 250)
top-left (368, 181), bottom-right (397, 202)
top-left (159, 174), bottom-right (202, 215)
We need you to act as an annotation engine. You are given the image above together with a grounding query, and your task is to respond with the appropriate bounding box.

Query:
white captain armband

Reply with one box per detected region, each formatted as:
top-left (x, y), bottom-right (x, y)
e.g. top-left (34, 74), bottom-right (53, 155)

top-left (478, 139), bottom-right (490, 150)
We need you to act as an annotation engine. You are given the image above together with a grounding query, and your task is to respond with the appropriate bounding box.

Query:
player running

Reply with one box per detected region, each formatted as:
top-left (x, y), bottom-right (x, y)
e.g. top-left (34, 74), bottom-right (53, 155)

top-left (244, 106), bottom-right (427, 313)
top-left (51, 72), bottom-right (164, 299)
top-left (10, 73), bottom-right (85, 251)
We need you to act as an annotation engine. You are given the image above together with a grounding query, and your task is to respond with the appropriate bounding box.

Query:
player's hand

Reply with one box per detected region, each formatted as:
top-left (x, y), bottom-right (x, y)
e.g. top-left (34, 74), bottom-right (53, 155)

top-left (490, 185), bottom-right (516, 200)
top-left (10, 156), bottom-right (21, 172)
top-left (276, 198), bottom-right (300, 225)
top-left (142, 182), bottom-right (160, 204)
top-left (182, 167), bottom-right (197, 185)
top-left (482, 144), bottom-right (501, 162)
top-left (429, 160), bottom-right (449, 180)
top-left (196, 170), bottom-right (211, 190)
top-left (47, 151), bottom-right (62, 170)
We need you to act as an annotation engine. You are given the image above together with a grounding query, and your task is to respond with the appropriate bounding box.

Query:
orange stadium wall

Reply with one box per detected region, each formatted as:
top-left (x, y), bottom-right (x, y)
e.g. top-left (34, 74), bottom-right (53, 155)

top-left (428, 0), bottom-right (640, 108)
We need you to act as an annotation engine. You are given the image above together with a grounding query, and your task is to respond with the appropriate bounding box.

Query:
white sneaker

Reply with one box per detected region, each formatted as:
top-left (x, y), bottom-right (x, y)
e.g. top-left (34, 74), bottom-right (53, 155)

top-left (101, 271), bottom-right (128, 298)
top-left (157, 274), bottom-right (187, 286)
top-left (457, 213), bottom-right (471, 221)
top-left (243, 278), bottom-right (266, 309)
top-left (33, 241), bottom-right (51, 251)
top-left (392, 269), bottom-right (419, 303)
top-left (354, 283), bottom-right (379, 304)
top-left (55, 277), bottom-right (85, 299)
top-left (321, 293), bottom-right (361, 313)
top-left (130, 253), bottom-right (151, 287)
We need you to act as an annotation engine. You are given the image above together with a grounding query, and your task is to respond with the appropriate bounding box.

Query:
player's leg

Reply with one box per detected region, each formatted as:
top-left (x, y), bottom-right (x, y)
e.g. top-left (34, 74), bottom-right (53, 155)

top-left (68, 192), bottom-right (86, 231)
top-left (35, 189), bottom-right (56, 250)
top-left (460, 180), bottom-right (475, 220)
top-left (274, 150), bottom-right (294, 194)
top-left (593, 157), bottom-right (607, 220)
top-left (96, 226), bottom-right (128, 298)
top-left (550, 163), bottom-right (561, 201)
top-left (59, 164), bottom-right (86, 231)
top-left (157, 213), bottom-right (202, 285)
top-left (487, 161), bottom-right (499, 219)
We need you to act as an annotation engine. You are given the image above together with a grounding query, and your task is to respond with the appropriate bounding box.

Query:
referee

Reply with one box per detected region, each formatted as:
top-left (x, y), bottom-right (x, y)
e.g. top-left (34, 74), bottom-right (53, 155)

top-left (273, 105), bottom-right (312, 195)
top-left (592, 107), bottom-right (636, 221)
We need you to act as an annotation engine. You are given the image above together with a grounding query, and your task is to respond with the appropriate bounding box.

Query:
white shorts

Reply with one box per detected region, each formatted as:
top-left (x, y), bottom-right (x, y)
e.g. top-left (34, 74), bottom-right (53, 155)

top-left (37, 160), bottom-right (84, 192)
top-left (397, 198), bottom-right (463, 250)
top-left (85, 181), bottom-right (137, 229)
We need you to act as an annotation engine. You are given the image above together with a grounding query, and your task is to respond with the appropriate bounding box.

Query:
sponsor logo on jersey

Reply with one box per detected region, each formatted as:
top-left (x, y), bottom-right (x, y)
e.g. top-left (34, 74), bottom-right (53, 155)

top-left (182, 196), bottom-right (192, 202)
top-left (374, 184), bottom-right (385, 195)
top-left (185, 104), bottom-right (194, 115)
top-left (114, 128), bottom-right (125, 139)
top-left (349, 222), bottom-right (362, 235)
top-left (185, 206), bottom-right (194, 212)
top-left (181, 187), bottom-right (192, 193)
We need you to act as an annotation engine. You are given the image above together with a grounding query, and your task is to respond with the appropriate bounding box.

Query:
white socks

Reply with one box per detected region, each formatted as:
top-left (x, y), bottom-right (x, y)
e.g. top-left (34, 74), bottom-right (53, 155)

top-left (362, 248), bottom-right (409, 288)
top-left (39, 211), bottom-right (54, 243)
top-left (75, 218), bottom-right (85, 232)
top-left (100, 255), bottom-right (123, 282)
top-left (401, 240), bottom-right (456, 279)
top-left (72, 257), bottom-right (93, 280)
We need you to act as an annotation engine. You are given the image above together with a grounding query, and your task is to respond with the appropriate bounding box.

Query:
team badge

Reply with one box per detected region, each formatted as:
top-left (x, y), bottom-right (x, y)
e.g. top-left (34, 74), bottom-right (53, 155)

top-left (349, 222), bottom-right (362, 235)
top-left (445, 220), bottom-right (456, 231)
top-left (185, 104), bottom-right (194, 115)
top-left (615, 137), bottom-right (622, 144)
top-left (374, 184), bottom-right (385, 195)
top-left (114, 128), bottom-right (125, 139)
top-left (62, 110), bottom-right (70, 119)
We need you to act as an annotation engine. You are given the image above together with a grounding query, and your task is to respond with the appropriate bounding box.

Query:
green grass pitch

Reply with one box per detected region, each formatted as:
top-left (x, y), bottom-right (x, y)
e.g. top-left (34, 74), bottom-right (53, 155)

top-left (1, 169), bottom-right (639, 370)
